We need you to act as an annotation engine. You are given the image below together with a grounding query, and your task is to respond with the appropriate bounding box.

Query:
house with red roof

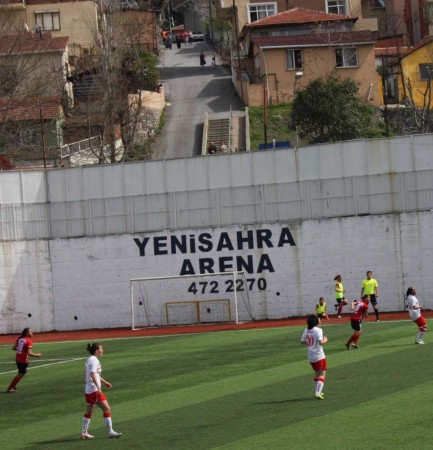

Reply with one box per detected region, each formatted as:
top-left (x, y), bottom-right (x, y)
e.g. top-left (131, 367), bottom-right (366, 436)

top-left (235, 7), bottom-right (379, 106)
top-left (0, 30), bottom-right (69, 165)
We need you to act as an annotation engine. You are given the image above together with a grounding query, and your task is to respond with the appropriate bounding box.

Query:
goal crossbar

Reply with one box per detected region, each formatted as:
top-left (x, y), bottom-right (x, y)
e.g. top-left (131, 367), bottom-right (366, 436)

top-left (130, 271), bottom-right (252, 330)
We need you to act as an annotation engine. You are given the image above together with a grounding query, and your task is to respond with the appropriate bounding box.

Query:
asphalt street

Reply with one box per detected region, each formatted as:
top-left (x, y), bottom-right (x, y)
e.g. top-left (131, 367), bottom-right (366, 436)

top-left (151, 41), bottom-right (245, 160)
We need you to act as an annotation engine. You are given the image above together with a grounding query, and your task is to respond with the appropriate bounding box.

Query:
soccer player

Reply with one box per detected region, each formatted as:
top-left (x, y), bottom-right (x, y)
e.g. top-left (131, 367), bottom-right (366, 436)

top-left (315, 297), bottom-right (329, 322)
top-left (361, 270), bottom-right (379, 321)
top-left (406, 287), bottom-right (427, 344)
top-left (6, 327), bottom-right (42, 393)
top-left (345, 295), bottom-right (370, 350)
top-left (81, 343), bottom-right (122, 440)
top-left (334, 275), bottom-right (348, 318)
top-left (301, 315), bottom-right (328, 400)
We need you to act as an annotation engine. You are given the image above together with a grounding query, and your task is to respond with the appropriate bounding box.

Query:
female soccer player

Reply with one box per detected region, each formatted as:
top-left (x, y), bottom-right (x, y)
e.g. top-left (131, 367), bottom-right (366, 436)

top-left (81, 343), bottom-right (122, 439)
top-left (345, 295), bottom-right (370, 350)
top-left (406, 287), bottom-right (427, 344)
top-left (301, 315), bottom-right (328, 400)
top-left (334, 275), bottom-right (348, 318)
top-left (315, 297), bottom-right (329, 322)
top-left (6, 327), bottom-right (42, 393)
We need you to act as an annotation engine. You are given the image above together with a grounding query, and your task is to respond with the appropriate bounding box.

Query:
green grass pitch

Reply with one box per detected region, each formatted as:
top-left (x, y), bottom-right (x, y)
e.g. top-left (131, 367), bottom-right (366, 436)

top-left (0, 319), bottom-right (431, 449)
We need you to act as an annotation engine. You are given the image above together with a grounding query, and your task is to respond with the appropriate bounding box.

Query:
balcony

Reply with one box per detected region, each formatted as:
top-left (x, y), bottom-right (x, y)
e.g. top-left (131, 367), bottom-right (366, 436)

top-left (0, 0), bottom-right (26, 9)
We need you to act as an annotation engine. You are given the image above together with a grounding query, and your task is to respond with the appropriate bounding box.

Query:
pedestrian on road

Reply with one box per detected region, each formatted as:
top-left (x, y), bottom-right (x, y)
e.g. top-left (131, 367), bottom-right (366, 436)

top-left (6, 327), bottom-right (42, 393)
top-left (200, 52), bottom-right (206, 66)
top-left (212, 55), bottom-right (216, 69)
top-left (345, 295), bottom-right (370, 350)
top-left (81, 343), bottom-right (122, 440)
top-left (406, 287), bottom-right (427, 344)
top-left (361, 270), bottom-right (379, 321)
top-left (301, 315), bottom-right (328, 400)
top-left (220, 141), bottom-right (228, 153)
top-left (176, 34), bottom-right (181, 49)
top-left (207, 142), bottom-right (217, 154)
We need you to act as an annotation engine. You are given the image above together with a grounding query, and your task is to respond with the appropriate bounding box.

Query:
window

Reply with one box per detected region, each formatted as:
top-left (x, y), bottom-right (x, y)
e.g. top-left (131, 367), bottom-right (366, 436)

top-left (335, 47), bottom-right (358, 68)
top-left (327, 0), bottom-right (347, 15)
top-left (15, 129), bottom-right (41, 147)
top-left (248, 3), bottom-right (276, 23)
top-left (286, 49), bottom-right (303, 70)
top-left (35, 11), bottom-right (60, 31)
top-left (371, 0), bottom-right (385, 9)
top-left (419, 63), bottom-right (433, 80)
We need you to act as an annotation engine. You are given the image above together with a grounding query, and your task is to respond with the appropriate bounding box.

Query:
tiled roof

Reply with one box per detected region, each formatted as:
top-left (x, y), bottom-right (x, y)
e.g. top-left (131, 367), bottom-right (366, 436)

top-left (0, 96), bottom-right (63, 121)
top-left (0, 32), bottom-right (68, 56)
top-left (248, 7), bottom-right (357, 28)
top-left (252, 30), bottom-right (375, 48)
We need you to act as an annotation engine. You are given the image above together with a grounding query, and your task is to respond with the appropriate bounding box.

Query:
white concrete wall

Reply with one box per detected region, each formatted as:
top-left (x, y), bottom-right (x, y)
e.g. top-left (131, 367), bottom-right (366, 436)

top-left (2, 211), bottom-right (433, 333)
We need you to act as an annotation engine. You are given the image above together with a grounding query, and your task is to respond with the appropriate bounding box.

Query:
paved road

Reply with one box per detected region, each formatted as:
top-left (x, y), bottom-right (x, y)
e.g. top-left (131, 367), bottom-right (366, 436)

top-left (151, 41), bottom-right (245, 160)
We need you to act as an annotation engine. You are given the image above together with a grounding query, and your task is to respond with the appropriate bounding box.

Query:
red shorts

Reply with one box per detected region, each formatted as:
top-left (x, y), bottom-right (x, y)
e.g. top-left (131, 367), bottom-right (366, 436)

top-left (415, 315), bottom-right (427, 331)
top-left (85, 390), bottom-right (107, 404)
top-left (310, 358), bottom-right (327, 372)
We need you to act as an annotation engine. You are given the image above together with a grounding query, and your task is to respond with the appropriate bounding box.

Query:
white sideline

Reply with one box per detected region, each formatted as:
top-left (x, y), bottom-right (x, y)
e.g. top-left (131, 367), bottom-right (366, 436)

top-left (0, 357), bottom-right (85, 376)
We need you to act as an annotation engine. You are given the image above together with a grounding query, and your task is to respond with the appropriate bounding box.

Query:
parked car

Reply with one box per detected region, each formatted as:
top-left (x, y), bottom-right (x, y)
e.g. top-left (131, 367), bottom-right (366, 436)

top-left (190, 31), bottom-right (205, 42)
top-left (120, 0), bottom-right (138, 9)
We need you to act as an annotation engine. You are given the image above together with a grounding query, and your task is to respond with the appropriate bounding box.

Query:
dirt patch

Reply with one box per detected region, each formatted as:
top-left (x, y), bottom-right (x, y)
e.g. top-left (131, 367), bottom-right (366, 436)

top-left (0, 310), bottom-right (429, 344)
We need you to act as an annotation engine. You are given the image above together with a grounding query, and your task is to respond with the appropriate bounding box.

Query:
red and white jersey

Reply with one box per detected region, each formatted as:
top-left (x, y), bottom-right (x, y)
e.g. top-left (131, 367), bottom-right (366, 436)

top-left (301, 326), bottom-right (325, 363)
top-left (85, 355), bottom-right (102, 394)
top-left (15, 337), bottom-right (32, 363)
top-left (350, 300), bottom-right (369, 322)
top-left (406, 294), bottom-right (421, 321)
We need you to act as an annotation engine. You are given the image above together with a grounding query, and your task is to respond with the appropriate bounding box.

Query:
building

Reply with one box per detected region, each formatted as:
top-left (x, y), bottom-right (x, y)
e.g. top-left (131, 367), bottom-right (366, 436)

top-left (236, 7), bottom-right (379, 106)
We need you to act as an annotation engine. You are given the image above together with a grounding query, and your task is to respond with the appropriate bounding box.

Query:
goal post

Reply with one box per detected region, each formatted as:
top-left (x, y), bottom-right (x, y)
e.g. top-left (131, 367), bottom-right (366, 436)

top-left (130, 271), bottom-right (254, 330)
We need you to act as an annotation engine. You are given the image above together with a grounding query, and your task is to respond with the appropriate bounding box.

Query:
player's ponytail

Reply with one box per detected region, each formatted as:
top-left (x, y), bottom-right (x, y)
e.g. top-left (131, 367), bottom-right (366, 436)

top-left (87, 343), bottom-right (101, 355)
top-left (20, 327), bottom-right (31, 337)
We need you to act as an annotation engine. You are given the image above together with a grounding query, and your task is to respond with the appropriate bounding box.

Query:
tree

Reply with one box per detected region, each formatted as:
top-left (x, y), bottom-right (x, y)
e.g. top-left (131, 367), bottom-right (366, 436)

top-left (291, 75), bottom-right (371, 144)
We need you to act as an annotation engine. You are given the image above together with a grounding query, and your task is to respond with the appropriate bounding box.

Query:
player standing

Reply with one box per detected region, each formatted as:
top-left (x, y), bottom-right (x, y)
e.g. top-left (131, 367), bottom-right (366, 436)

top-left (361, 271), bottom-right (379, 321)
top-left (345, 295), bottom-right (370, 350)
top-left (301, 315), bottom-right (328, 400)
top-left (406, 287), bottom-right (427, 344)
top-left (6, 327), bottom-right (42, 393)
top-left (81, 343), bottom-right (122, 439)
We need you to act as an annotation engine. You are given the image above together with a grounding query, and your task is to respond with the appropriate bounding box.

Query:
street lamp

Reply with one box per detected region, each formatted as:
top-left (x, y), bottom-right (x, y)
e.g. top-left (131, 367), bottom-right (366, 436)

top-left (293, 71), bottom-right (303, 97)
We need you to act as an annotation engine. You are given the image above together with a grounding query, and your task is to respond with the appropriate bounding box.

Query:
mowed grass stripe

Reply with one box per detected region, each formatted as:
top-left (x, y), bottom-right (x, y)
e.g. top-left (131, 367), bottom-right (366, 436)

top-left (0, 321), bottom-right (430, 449)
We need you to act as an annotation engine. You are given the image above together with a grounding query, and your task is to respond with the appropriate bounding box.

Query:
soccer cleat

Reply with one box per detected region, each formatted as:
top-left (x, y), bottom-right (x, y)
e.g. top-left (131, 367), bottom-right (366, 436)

top-left (345, 343), bottom-right (351, 350)
top-left (376, 319), bottom-right (380, 322)
top-left (415, 340), bottom-right (425, 345)
top-left (80, 433), bottom-right (94, 439)
top-left (352, 344), bottom-right (358, 349)
top-left (108, 431), bottom-right (122, 438)
top-left (337, 315), bottom-right (342, 318)
top-left (6, 387), bottom-right (17, 393)
top-left (315, 393), bottom-right (325, 400)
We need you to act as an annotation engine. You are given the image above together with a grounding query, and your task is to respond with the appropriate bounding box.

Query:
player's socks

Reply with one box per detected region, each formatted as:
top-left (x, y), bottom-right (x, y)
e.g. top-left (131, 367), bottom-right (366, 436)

top-left (316, 377), bottom-right (325, 394)
top-left (103, 413), bottom-right (114, 433)
top-left (82, 414), bottom-right (91, 435)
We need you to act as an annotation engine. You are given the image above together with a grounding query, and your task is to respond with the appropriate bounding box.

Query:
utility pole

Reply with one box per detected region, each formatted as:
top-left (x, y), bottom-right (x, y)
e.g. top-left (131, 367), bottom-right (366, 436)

top-left (38, 101), bottom-right (47, 169)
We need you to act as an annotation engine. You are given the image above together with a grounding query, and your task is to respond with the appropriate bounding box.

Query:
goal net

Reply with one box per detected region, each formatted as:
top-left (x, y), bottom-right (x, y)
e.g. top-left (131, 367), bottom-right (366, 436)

top-left (130, 271), bottom-right (254, 329)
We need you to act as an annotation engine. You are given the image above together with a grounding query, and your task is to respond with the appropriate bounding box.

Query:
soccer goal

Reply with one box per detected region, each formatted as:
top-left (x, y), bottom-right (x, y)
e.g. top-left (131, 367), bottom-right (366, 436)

top-left (130, 271), bottom-right (254, 329)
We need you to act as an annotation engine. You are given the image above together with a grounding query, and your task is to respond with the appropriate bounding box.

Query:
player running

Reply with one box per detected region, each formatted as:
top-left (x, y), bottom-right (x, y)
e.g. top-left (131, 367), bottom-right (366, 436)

top-left (406, 287), bottom-right (427, 344)
top-left (6, 327), bottom-right (42, 393)
top-left (334, 275), bottom-right (348, 318)
top-left (345, 295), bottom-right (370, 350)
top-left (81, 343), bottom-right (122, 439)
top-left (301, 315), bottom-right (328, 400)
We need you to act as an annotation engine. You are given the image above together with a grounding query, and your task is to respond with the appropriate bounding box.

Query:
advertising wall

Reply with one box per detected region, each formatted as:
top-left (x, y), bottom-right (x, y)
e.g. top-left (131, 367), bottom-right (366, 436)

top-left (2, 212), bottom-right (431, 334)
